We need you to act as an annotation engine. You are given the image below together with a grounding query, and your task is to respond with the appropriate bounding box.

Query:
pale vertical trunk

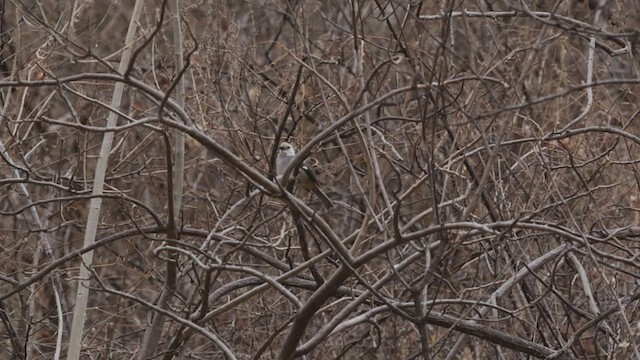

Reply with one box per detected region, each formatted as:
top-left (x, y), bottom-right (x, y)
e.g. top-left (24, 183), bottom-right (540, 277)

top-left (66, 1), bottom-right (145, 358)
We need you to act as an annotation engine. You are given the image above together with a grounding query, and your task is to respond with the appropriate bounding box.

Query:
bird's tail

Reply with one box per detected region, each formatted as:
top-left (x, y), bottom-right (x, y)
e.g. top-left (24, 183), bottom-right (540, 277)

top-left (314, 188), bottom-right (333, 209)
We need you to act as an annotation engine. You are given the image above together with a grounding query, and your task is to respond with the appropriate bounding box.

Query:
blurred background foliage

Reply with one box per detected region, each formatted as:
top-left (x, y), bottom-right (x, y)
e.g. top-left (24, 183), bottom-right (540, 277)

top-left (1, 0), bottom-right (640, 359)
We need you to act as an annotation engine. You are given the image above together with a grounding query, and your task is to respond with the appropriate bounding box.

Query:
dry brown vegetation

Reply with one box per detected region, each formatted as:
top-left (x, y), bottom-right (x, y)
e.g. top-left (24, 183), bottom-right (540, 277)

top-left (1, 0), bottom-right (640, 359)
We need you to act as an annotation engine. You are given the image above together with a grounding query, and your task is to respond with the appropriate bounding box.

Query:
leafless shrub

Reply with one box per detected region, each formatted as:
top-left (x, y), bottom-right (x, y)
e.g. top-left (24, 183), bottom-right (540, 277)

top-left (1, 0), bottom-right (640, 359)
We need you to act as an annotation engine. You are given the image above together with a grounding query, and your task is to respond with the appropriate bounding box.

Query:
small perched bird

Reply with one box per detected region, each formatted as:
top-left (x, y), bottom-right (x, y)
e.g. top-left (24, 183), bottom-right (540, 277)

top-left (276, 142), bottom-right (333, 209)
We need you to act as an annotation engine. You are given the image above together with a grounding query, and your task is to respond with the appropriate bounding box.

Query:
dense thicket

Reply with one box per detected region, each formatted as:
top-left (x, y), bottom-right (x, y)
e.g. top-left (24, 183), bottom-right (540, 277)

top-left (1, 1), bottom-right (640, 359)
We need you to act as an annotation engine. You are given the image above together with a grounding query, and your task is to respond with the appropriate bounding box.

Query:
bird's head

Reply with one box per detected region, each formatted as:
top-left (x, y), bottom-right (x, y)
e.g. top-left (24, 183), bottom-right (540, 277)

top-left (278, 142), bottom-right (296, 156)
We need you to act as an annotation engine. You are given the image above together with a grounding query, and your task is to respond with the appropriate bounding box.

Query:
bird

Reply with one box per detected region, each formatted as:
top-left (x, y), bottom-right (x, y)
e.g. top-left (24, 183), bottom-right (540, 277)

top-left (276, 142), bottom-right (334, 209)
